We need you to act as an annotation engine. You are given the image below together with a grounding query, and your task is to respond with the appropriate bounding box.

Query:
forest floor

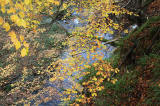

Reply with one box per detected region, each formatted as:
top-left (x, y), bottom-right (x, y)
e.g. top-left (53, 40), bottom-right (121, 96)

top-left (0, 23), bottom-right (67, 105)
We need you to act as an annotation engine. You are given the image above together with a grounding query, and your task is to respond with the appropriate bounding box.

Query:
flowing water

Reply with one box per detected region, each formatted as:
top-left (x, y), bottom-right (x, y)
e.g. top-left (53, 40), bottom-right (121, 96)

top-left (39, 12), bottom-right (115, 106)
top-left (39, 11), bottom-right (137, 105)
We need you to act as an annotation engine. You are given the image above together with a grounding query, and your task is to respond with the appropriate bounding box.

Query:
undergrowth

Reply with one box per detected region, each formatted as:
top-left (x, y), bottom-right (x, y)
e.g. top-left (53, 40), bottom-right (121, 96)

top-left (69, 15), bottom-right (160, 105)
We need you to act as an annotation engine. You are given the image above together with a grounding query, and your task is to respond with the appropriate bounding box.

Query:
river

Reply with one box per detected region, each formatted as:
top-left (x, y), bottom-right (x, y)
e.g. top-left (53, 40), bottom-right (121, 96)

top-left (38, 11), bottom-right (137, 106)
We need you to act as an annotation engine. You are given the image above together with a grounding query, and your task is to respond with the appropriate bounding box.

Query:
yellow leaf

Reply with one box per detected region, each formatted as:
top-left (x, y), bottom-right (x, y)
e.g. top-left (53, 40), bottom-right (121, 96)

top-left (15, 19), bottom-right (21, 26)
top-left (24, 103), bottom-right (30, 106)
top-left (15, 2), bottom-right (23, 10)
top-left (19, 19), bottom-right (27, 27)
top-left (111, 79), bottom-right (118, 84)
top-left (23, 41), bottom-right (29, 48)
top-left (92, 76), bottom-right (97, 81)
top-left (20, 35), bottom-right (24, 41)
top-left (49, 11), bottom-right (53, 15)
top-left (1, 7), bottom-right (5, 13)
top-left (10, 15), bottom-right (19, 22)
top-left (97, 87), bottom-right (102, 91)
top-left (24, 0), bottom-right (31, 5)
top-left (0, 17), bottom-right (3, 25)
top-left (7, 8), bottom-right (16, 14)
top-left (54, 1), bottom-right (60, 5)
top-left (63, 3), bottom-right (68, 9)
top-left (8, 31), bottom-right (16, 39)
top-left (4, 0), bottom-right (10, 5)
top-left (49, 77), bottom-right (56, 82)
top-left (75, 104), bottom-right (80, 106)
top-left (91, 93), bottom-right (97, 97)
top-left (59, 77), bottom-right (64, 80)
top-left (14, 39), bottom-right (21, 50)
top-left (13, 18), bottom-right (27, 27)
top-left (110, 30), bottom-right (114, 34)
top-left (3, 22), bottom-right (10, 31)
top-left (18, 12), bottom-right (25, 18)
top-left (124, 29), bottom-right (129, 33)
top-left (21, 48), bottom-right (28, 57)
top-left (82, 82), bottom-right (86, 85)
top-left (96, 71), bottom-right (101, 75)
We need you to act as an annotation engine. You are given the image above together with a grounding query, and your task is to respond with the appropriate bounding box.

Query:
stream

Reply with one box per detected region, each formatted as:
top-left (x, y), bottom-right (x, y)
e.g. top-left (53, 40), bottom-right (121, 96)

top-left (39, 11), bottom-right (137, 106)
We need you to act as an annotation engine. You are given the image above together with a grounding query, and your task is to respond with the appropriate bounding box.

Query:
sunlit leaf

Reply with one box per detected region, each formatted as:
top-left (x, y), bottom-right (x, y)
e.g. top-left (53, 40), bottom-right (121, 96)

top-left (8, 31), bottom-right (16, 39)
top-left (10, 15), bottom-right (19, 22)
top-left (20, 35), bottom-right (24, 42)
top-left (0, 16), bottom-right (3, 25)
top-left (21, 47), bottom-right (28, 57)
top-left (3, 22), bottom-right (10, 31)
top-left (7, 8), bottom-right (16, 14)
top-left (14, 39), bottom-right (21, 50)
top-left (1, 7), bottom-right (5, 13)
top-left (18, 12), bottom-right (25, 18)
top-left (23, 41), bottom-right (29, 48)
top-left (24, 0), bottom-right (31, 5)
top-left (124, 29), bottom-right (129, 33)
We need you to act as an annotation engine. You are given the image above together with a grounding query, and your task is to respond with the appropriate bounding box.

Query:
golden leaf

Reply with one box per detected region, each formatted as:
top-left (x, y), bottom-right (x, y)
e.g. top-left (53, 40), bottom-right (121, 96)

top-left (14, 39), bottom-right (21, 50)
top-left (49, 77), bottom-right (56, 82)
top-left (23, 41), bottom-right (29, 48)
top-left (15, 2), bottom-right (23, 10)
top-left (18, 12), bottom-right (25, 18)
top-left (19, 19), bottom-right (27, 27)
top-left (20, 35), bottom-right (24, 42)
top-left (4, 0), bottom-right (10, 4)
top-left (21, 48), bottom-right (28, 57)
top-left (3, 22), bottom-right (10, 31)
top-left (124, 29), bottom-right (129, 33)
top-left (8, 31), bottom-right (21, 50)
top-left (91, 93), bottom-right (97, 97)
top-left (111, 79), bottom-right (118, 84)
top-left (0, 17), bottom-right (3, 25)
top-left (24, 0), bottom-right (31, 5)
top-left (10, 15), bottom-right (19, 22)
top-left (7, 8), bottom-right (16, 14)
top-left (1, 7), bottom-right (5, 13)
top-left (8, 31), bottom-right (16, 39)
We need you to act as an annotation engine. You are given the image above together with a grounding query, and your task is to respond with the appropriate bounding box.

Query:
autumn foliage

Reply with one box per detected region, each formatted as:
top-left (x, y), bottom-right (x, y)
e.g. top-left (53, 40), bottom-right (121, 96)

top-left (0, 0), bottom-right (160, 105)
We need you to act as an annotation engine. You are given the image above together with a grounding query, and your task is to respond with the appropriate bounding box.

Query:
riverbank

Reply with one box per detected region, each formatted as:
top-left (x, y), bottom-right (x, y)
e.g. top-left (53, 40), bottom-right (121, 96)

top-left (66, 15), bottom-right (160, 105)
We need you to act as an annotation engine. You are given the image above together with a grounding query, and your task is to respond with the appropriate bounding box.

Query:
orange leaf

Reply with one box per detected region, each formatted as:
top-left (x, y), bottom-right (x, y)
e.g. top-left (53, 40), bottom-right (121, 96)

top-left (0, 17), bottom-right (3, 25)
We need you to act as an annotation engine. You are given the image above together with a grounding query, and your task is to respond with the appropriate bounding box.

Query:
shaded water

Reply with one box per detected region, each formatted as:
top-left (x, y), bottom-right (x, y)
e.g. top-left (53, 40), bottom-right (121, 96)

top-left (39, 12), bottom-right (118, 106)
